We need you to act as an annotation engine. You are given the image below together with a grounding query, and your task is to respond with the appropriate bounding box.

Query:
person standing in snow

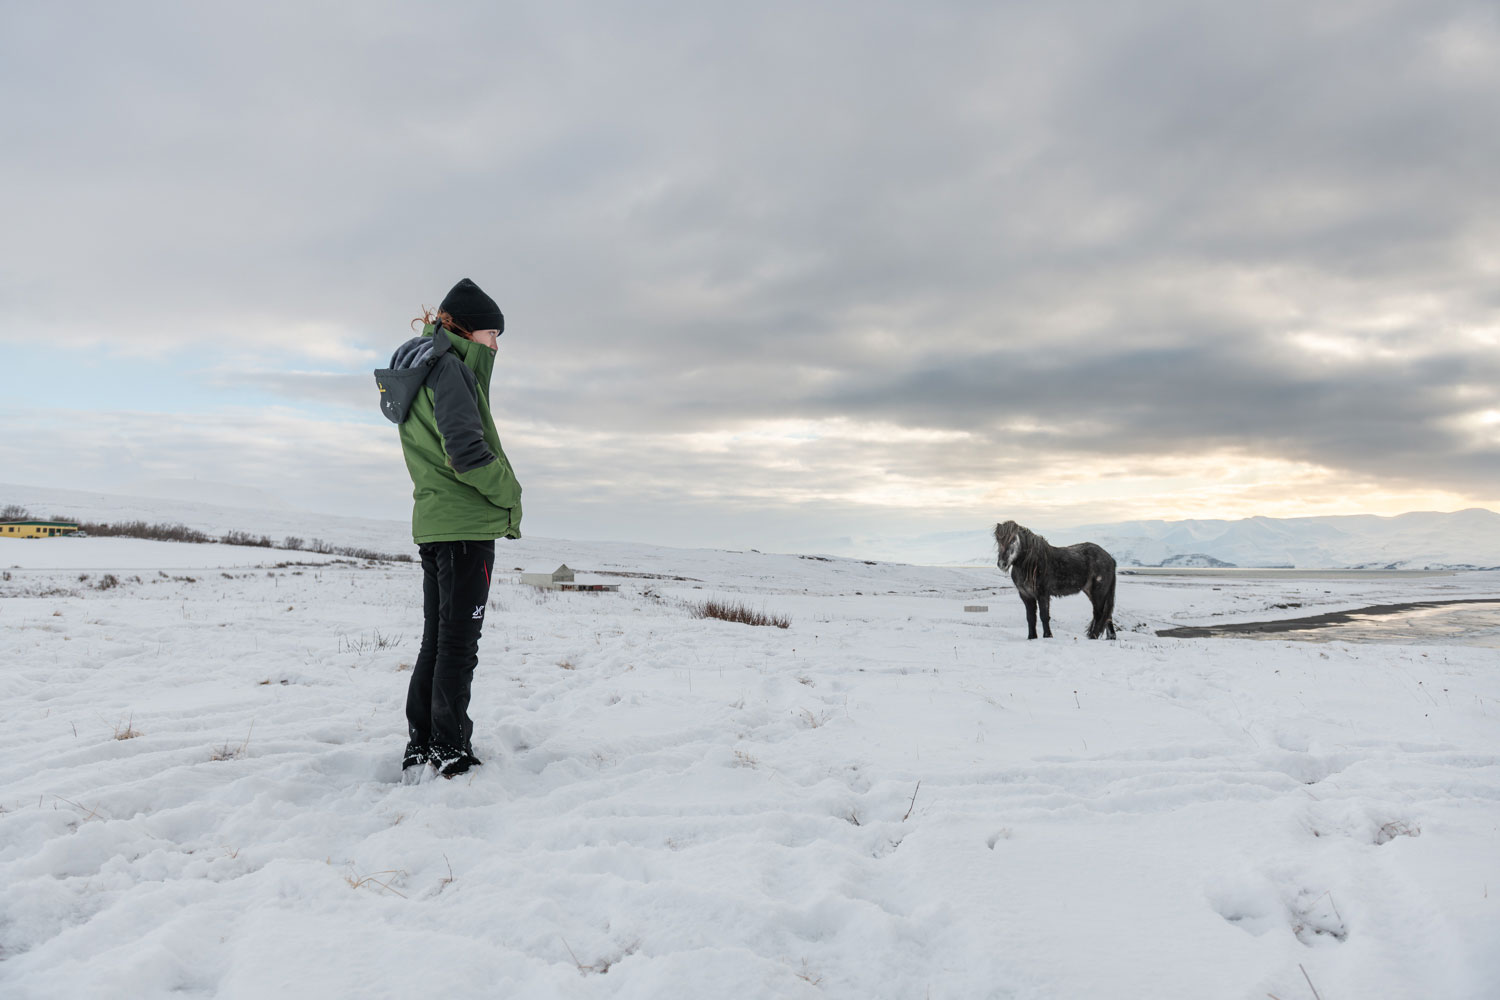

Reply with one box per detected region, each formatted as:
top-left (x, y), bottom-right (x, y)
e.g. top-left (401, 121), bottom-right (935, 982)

top-left (374, 278), bottom-right (522, 779)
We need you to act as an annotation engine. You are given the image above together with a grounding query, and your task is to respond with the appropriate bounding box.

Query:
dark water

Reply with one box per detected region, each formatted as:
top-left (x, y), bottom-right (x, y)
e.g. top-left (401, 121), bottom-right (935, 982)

top-left (1160, 600), bottom-right (1500, 648)
top-left (1263, 603), bottom-right (1500, 648)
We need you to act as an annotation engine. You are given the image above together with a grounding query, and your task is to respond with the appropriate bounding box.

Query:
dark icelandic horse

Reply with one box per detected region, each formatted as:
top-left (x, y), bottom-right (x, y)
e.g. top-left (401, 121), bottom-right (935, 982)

top-left (994, 521), bottom-right (1117, 639)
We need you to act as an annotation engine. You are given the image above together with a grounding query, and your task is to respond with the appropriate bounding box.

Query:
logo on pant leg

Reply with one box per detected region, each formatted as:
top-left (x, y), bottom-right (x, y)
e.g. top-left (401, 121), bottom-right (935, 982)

top-left (472, 604), bottom-right (485, 620)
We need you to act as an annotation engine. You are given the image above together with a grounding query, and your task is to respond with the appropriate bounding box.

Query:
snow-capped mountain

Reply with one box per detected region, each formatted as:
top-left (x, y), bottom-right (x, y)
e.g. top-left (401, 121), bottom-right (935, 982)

top-left (1074, 508), bottom-right (1500, 569)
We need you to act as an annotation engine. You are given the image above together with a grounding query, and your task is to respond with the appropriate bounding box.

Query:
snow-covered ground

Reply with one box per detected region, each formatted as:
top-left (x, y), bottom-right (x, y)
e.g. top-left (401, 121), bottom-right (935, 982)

top-left (2, 532), bottom-right (1498, 1000)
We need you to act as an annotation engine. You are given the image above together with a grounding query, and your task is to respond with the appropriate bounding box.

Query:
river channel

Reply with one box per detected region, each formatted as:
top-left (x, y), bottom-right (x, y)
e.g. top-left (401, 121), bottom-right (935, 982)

top-left (1157, 598), bottom-right (1500, 648)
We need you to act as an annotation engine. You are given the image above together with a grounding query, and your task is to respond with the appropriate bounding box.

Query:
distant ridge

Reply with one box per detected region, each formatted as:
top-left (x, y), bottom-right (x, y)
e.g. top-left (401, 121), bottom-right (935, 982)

top-left (5, 484), bottom-right (1498, 570)
top-left (1157, 552), bottom-right (1239, 568)
top-left (919, 509), bottom-right (1500, 568)
top-left (1073, 509), bottom-right (1500, 570)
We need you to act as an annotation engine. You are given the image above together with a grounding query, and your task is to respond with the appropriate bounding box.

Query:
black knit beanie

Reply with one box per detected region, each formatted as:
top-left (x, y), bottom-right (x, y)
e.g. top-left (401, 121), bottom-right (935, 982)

top-left (439, 278), bottom-right (504, 335)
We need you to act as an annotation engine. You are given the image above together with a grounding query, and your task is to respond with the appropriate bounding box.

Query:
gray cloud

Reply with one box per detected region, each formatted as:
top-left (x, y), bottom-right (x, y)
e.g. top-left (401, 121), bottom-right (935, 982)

top-left (3, 1), bottom-right (1498, 557)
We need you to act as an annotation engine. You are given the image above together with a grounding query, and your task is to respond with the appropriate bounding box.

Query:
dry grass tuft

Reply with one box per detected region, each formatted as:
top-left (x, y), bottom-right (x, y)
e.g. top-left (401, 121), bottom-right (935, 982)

top-left (794, 959), bottom-right (824, 986)
top-left (560, 936), bottom-right (639, 976)
top-left (344, 867), bottom-right (408, 897)
top-left (338, 629), bottom-right (404, 654)
top-left (798, 708), bottom-right (831, 729)
top-left (112, 715), bottom-right (142, 740)
top-left (56, 795), bottom-right (107, 822)
top-left (690, 599), bottom-right (790, 629)
top-left (211, 721), bottom-right (254, 761)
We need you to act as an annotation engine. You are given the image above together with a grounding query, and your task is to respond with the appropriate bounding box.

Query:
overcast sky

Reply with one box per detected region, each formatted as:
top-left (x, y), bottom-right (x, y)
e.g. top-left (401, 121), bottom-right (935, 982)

top-left (3, 1), bottom-right (1498, 562)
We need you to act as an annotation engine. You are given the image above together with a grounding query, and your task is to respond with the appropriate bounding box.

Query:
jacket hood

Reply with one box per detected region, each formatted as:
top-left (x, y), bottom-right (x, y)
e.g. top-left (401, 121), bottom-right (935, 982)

top-left (374, 327), bottom-right (457, 425)
top-left (374, 324), bottom-right (496, 425)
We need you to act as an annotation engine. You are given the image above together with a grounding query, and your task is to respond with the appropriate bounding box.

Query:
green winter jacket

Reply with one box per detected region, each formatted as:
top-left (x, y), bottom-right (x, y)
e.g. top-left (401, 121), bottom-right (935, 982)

top-left (374, 324), bottom-right (522, 543)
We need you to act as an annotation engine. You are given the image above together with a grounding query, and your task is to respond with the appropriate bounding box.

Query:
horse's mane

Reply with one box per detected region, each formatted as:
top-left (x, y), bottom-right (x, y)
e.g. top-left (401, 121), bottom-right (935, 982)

top-left (1013, 525), bottom-right (1047, 591)
top-left (997, 521), bottom-right (1050, 592)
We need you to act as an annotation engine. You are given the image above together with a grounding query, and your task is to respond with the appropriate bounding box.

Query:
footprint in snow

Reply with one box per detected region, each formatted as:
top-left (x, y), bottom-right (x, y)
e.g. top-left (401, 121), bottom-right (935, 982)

top-left (1208, 875), bottom-right (1348, 946)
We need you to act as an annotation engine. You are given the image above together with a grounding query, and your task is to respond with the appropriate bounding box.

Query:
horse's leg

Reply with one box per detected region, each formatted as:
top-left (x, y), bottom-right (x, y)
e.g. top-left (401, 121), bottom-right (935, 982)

top-left (1038, 592), bottom-right (1053, 638)
top-left (1021, 595), bottom-right (1038, 639)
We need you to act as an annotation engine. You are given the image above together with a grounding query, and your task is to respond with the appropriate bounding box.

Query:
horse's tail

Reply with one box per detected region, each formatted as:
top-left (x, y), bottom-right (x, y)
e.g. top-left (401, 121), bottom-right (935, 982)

top-left (1101, 566), bottom-right (1117, 639)
top-left (1087, 560), bottom-right (1118, 639)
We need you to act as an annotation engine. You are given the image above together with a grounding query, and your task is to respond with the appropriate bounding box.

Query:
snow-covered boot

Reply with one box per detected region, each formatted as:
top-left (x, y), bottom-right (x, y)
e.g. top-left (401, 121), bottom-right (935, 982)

top-left (402, 742), bottom-right (429, 771)
top-left (431, 743), bottom-right (481, 778)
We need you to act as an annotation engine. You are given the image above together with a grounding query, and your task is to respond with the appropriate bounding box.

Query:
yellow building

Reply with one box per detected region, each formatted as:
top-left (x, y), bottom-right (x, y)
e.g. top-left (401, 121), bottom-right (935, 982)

top-left (0, 520), bottom-right (81, 539)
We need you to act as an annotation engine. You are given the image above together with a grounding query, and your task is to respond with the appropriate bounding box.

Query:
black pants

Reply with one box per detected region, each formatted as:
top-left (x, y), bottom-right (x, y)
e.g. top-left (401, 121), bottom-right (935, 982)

top-left (406, 539), bottom-right (494, 752)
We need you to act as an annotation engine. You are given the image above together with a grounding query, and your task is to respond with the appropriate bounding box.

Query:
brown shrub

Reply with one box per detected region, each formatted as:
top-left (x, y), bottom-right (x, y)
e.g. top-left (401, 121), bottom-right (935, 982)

top-left (690, 599), bottom-right (790, 629)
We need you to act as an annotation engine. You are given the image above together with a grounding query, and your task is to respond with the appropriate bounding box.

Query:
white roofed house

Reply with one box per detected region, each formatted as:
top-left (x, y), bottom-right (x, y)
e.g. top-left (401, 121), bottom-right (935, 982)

top-left (519, 564), bottom-right (618, 592)
top-left (520, 564), bottom-right (574, 588)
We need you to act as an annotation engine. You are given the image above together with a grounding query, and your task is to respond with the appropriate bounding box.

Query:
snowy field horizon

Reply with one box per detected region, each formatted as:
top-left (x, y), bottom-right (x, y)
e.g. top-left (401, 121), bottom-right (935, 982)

top-left (4, 482), bottom-right (1499, 572)
top-left (3, 487), bottom-right (1499, 998)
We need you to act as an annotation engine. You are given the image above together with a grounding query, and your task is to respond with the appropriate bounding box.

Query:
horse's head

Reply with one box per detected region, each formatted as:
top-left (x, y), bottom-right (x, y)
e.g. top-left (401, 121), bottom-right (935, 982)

top-left (994, 520), bottom-right (1026, 571)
